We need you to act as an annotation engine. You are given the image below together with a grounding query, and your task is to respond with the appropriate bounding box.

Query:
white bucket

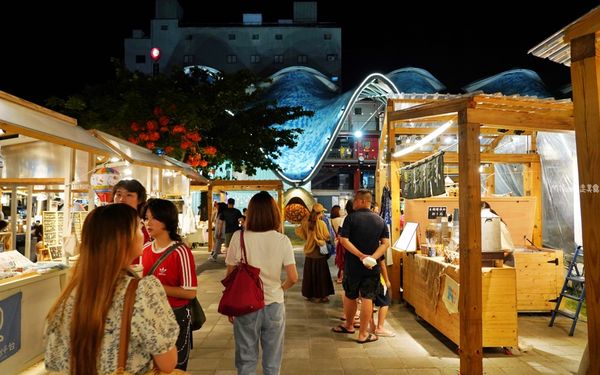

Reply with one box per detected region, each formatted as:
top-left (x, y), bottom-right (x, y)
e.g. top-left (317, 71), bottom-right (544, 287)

top-left (481, 216), bottom-right (501, 252)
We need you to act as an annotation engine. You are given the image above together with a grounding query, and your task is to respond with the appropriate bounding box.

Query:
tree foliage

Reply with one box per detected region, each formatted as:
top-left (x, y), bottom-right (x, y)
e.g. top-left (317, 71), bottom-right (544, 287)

top-left (47, 61), bottom-right (310, 176)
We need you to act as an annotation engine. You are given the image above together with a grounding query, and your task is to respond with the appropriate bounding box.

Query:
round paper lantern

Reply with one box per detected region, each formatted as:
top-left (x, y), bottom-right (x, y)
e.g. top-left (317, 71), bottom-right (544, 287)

top-left (90, 167), bottom-right (121, 204)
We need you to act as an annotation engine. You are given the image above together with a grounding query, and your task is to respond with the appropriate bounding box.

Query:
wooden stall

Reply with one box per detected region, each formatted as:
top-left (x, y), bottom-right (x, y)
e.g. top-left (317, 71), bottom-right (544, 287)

top-left (529, 8), bottom-right (600, 371)
top-left (207, 180), bottom-right (283, 250)
top-left (403, 253), bottom-right (517, 347)
top-left (0, 91), bottom-right (117, 374)
top-left (379, 93), bottom-right (574, 372)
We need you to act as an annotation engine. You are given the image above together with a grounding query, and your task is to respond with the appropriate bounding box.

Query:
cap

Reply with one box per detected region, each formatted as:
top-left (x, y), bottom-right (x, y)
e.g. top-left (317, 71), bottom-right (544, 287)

top-left (312, 203), bottom-right (327, 213)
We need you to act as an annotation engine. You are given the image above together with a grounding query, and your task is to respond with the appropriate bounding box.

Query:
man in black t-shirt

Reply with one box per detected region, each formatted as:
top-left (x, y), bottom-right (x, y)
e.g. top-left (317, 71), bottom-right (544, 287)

top-left (219, 198), bottom-right (243, 251)
top-left (333, 190), bottom-right (389, 344)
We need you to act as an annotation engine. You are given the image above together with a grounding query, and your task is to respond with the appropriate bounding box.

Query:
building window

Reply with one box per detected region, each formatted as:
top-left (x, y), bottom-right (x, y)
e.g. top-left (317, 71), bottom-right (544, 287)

top-left (183, 55), bottom-right (194, 64)
top-left (275, 34), bottom-right (283, 40)
top-left (135, 55), bottom-right (146, 64)
top-left (274, 55), bottom-right (284, 64)
top-left (228, 34), bottom-right (236, 40)
top-left (297, 55), bottom-right (307, 64)
top-left (324, 33), bottom-right (332, 40)
top-left (160, 25), bottom-right (169, 31)
top-left (227, 55), bottom-right (237, 64)
top-left (250, 55), bottom-right (261, 64)
top-left (326, 54), bottom-right (338, 62)
top-left (354, 107), bottom-right (362, 115)
top-left (252, 34), bottom-right (259, 40)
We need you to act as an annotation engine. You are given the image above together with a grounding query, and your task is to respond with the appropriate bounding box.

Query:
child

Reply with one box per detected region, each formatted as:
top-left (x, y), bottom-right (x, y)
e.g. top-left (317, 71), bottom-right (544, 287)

top-left (369, 257), bottom-right (396, 337)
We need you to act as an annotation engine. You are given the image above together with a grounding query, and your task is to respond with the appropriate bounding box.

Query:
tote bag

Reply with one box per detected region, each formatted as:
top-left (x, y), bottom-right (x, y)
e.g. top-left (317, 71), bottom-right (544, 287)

top-left (218, 231), bottom-right (265, 316)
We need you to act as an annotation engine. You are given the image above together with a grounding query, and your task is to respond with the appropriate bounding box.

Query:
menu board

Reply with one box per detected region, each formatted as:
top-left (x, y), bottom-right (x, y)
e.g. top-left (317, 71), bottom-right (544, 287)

top-left (72, 212), bottom-right (88, 242)
top-left (42, 211), bottom-right (65, 249)
top-left (42, 211), bottom-right (88, 260)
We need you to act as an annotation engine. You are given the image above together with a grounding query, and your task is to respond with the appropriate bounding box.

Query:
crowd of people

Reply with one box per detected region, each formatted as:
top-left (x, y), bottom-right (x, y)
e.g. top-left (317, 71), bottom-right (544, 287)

top-left (43, 180), bottom-right (394, 374)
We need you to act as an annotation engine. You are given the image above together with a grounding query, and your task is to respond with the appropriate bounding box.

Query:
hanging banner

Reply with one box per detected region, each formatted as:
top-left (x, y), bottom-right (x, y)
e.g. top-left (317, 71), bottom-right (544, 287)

top-left (400, 152), bottom-right (445, 199)
top-left (0, 292), bottom-right (22, 362)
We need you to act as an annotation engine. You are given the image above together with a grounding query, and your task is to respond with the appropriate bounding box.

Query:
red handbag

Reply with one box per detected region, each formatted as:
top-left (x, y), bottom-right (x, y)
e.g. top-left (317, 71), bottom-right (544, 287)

top-left (218, 231), bottom-right (265, 316)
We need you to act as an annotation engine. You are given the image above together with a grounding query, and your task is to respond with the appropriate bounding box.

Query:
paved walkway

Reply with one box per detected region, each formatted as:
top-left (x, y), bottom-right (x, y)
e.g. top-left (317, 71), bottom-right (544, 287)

top-left (21, 247), bottom-right (587, 374)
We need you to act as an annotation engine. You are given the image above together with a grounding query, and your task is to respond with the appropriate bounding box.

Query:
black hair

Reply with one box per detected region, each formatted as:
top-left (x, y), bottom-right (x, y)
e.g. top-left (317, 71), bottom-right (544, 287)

top-left (112, 179), bottom-right (147, 214)
top-left (142, 198), bottom-right (182, 241)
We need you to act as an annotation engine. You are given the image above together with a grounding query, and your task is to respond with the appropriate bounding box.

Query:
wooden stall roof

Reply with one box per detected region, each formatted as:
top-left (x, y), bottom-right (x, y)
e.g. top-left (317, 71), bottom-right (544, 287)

top-left (388, 94), bottom-right (573, 131)
top-left (0, 91), bottom-right (115, 156)
top-left (528, 6), bottom-right (600, 66)
top-left (90, 129), bottom-right (183, 171)
top-left (161, 155), bottom-right (208, 183)
top-left (209, 179), bottom-right (283, 191)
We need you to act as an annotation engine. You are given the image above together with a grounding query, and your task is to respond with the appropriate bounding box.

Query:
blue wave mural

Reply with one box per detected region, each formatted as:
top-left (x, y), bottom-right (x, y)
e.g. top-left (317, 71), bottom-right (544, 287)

top-left (254, 66), bottom-right (551, 185)
top-left (462, 69), bottom-right (551, 98)
top-left (261, 67), bottom-right (445, 185)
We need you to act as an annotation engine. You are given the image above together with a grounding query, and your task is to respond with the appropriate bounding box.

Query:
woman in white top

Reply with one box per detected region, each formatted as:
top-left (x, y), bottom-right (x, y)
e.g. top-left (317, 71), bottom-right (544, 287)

top-left (225, 191), bottom-right (298, 375)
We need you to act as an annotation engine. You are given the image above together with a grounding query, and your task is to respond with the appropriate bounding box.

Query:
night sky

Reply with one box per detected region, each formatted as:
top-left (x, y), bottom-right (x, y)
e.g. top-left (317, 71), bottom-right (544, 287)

top-left (1, 1), bottom-right (598, 105)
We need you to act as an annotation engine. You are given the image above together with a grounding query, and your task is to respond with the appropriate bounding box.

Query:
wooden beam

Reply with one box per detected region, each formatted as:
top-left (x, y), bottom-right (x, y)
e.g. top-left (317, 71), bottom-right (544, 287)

top-left (467, 108), bottom-right (574, 132)
top-left (570, 32), bottom-right (600, 373)
top-left (388, 97), bottom-right (469, 123)
top-left (393, 126), bottom-right (531, 136)
top-left (0, 121), bottom-right (113, 156)
top-left (0, 178), bottom-right (65, 186)
top-left (209, 179), bottom-right (283, 191)
top-left (531, 161), bottom-right (543, 246)
top-left (485, 135), bottom-right (504, 153)
top-left (390, 160), bottom-right (402, 302)
top-left (458, 111), bottom-right (483, 374)
top-left (394, 152), bottom-right (539, 164)
top-left (564, 8), bottom-right (600, 42)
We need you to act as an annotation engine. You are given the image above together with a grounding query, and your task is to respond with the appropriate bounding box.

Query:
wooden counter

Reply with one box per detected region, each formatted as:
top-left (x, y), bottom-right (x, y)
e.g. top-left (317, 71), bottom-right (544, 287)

top-left (0, 269), bottom-right (67, 375)
top-left (514, 248), bottom-right (563, 312)
top-left (403, 253), bottom-right (518, 347)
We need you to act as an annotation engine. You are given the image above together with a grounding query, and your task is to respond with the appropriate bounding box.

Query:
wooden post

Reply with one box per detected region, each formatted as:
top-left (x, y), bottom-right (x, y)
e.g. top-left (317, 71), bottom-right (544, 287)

top-left (484, 164), bottom-right (495, 196)
top-left (87, 153), bottom-right (96, 211)
top-left (458, 110), bottom-right (483, 374)
top-left (207, 184), bottom-right (213, 251)
top-left (569, 32), bottom-right (600, 373)
top-left (277, 189), bottom-right (284, 232)
top-left (531, 160), bottom-right (542, 246)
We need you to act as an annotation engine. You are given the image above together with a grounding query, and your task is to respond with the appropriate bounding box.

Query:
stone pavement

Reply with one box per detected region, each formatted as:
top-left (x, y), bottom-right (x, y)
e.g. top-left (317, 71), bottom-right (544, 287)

top-left (20, 247), bottom-right (587, 374)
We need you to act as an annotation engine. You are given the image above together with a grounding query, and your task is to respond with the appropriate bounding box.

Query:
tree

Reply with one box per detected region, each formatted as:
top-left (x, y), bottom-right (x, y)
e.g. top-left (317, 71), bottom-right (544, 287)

top-left (47, 62), bottom-right (310, 175)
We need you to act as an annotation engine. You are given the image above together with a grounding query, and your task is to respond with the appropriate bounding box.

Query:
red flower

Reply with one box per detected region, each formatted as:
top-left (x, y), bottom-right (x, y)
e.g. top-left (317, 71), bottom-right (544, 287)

top-left (139, 133), bottom-right (149, 141)
top-left (172, 125), bottom-right (186, 134)
top-left (159, 116), bottom-right (170, 127)
top-left (203, 146), bottom-right (217, 156)
top-left (198, 160), bottom-right (208, 167)
top-left (181, 140), bottom-right (192, 149)
top-left (165, 146), bottom-right (174, 154)
top-left (153, 106), bottom-right (163, 117)
top-left (146, 120), bottom-right (158, 131)
top-left (149, 131), bottom-right (160, 141)
top-left (128, 136), bottom-right (139, 144)
top-left (186, 132), bottom-right (201, 142)
top-left (159, 126), bottom-right (169, 133)
top-left (146, 142), bottom-right (155, 150)
top-left (130, 122), bottom-right (140, 131)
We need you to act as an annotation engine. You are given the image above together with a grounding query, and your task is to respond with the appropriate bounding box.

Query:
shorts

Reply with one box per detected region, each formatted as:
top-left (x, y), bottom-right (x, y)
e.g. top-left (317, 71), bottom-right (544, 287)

top-left (224, 232), bottom-right (235, 246)
top-left (374, 287), bottom-right (391, 307)
top-left (342, 273), bottom-right (379, 300)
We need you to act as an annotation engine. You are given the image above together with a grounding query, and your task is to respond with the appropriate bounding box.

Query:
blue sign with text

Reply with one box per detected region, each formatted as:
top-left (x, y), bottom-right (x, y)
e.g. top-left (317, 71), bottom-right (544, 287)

top-left (0, 292), bottom-right (21, 362)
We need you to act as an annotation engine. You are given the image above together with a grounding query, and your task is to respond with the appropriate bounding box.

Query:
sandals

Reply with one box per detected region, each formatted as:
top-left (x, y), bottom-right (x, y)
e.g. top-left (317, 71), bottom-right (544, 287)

top-left (331, 325), bottom-right (355, 334)
top-left (356, 333), bottom-right (378, 344)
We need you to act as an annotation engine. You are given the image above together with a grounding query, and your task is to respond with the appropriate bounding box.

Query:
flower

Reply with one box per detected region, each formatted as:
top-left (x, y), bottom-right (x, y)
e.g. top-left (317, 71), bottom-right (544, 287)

top-left (128, 107), bottom-right (218, 170)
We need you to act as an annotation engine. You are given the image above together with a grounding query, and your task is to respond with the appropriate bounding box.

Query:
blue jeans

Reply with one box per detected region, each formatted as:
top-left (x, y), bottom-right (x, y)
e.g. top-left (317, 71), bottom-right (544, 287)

top-left (211, 236), bottom-right (224, 258)
top-left (233, 302), bottom-right (285, 375)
